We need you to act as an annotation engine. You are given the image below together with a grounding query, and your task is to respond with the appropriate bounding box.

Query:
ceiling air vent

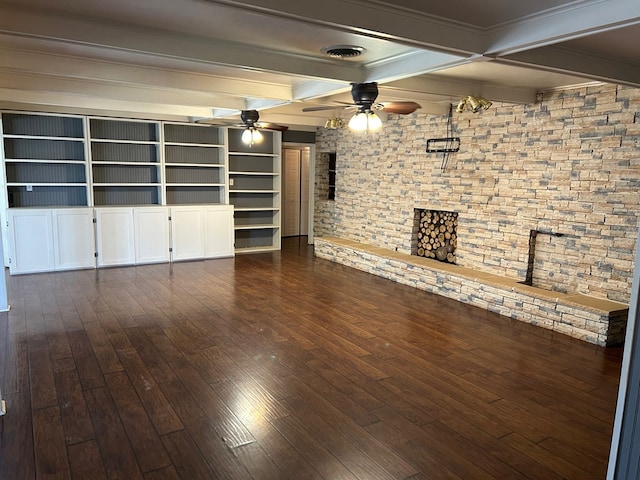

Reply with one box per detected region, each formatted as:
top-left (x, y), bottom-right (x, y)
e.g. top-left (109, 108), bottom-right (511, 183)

top-left (321, 45), bottom-right (366, 58)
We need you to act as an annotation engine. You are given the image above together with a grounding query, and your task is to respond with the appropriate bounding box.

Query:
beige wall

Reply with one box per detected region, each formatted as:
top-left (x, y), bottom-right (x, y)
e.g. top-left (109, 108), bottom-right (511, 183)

top-left (315, 84), bottom-right (640, 303)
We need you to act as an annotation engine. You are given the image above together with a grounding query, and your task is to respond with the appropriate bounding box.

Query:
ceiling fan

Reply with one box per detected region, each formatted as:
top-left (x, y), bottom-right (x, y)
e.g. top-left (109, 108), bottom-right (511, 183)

top-left (303, 82), bottom-right (421, 131)
top-left (195, 110), bottom-right (288, 131)
top-left (195, 109), bottom-right (287, 145)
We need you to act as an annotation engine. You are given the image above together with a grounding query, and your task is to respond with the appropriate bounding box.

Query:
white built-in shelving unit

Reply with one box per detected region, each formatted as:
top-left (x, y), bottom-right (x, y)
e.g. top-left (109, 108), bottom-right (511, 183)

top-left (228, 128), bottom-right (281, 253)
top-left (89, 117), bottom-right (161, 206)
top-left (163, 122), bottom-right (227, 206)
top-left (1, 112), bottom-right (89, 208)
top-left (0, 111), bottom-right (279, 273)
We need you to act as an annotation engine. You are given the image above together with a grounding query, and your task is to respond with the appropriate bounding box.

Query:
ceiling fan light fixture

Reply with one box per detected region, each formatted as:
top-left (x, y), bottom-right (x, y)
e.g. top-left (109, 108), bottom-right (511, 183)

top-left (241, 127), bottom-right (263, 146)
top-left (240, 109), bottom-right (260, 126)
top-left (348, 109), bottom-right (382, 132)
top-left (240, 109), bottom-right (263, 146)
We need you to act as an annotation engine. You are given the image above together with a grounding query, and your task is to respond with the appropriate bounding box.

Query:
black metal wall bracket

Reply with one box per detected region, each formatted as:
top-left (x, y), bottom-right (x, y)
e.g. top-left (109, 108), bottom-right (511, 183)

top-left (426, 137), bottom-right (460, 153)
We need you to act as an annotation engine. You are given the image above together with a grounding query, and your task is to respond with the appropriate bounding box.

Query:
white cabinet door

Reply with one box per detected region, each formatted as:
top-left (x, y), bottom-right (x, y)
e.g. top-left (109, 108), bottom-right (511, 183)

top-left (52, 208), bottom-right (95, 270)
top-left (170, 206), bottom-right (205, 261)
top-left (134, 207), bottom-right (170, 264)
top-left (204, 205), bottom-right (234, 258)
top-left (95, 208), bottom-right (135, 267)
top-left (7, 209), bottom-right (55, 274)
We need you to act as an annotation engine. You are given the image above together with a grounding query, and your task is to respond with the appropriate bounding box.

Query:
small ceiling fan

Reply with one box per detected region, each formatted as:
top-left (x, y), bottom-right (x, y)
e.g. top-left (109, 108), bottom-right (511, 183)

top-left (195, 109), bottom-right (288, 132)
top-left (302, 82), bottom-right (422, 116)
top-left (234, 110), bottom-right (288, 145)
top-left (196, 110), bottom-right (287, 146)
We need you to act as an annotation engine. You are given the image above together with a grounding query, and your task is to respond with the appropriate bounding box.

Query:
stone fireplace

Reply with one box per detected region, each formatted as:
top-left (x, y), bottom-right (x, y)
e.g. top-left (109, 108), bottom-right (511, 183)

top-left (413, 208), bottom-right (458, 264)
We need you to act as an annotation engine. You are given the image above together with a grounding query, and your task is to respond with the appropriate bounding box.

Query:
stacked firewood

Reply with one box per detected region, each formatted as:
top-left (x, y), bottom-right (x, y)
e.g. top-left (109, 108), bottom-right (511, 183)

top-left (416, 210), bottom-right (457, 263)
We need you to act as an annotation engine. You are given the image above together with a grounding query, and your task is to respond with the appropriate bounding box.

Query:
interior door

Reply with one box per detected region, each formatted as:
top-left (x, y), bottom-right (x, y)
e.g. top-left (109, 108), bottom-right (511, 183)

top-left (282, 147), bottom-right (310, 237)
top-left (299, 148), bottom-right (310, 236)
top-left (283, 149), bottom-right (301, 237)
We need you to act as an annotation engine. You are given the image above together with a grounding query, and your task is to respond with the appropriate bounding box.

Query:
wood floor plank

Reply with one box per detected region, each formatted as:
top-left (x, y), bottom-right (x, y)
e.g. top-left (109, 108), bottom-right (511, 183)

top-left (141, 325), bottom-right (184, 364)
top-left (167, 357), bottom-right (255, 447)
top-left (273, 413), bottom-right (358, 480)
top-left (52, 357), bottom-right (95, 445)
top-left (67, 440), bottom-right (108, 480)
top-left (104, 371), bottom-right (172, 473)
top-left (144, 465), bottom-right (181, 480)
top-left (84, 386), bottom-right (144, 480)
top-left (278, 372), bottom-right (420, 479)
top-left (279, 394), bottom-right (404, 480)
top-left (44, 313), bottom-right (73, 361)
top-left (160, 430), bottom-right (219, 480)
top-left (158, 378), bottom-right (252, 479)
top-left (500, 432), bottom-right (597, 479)
top-left (124, 326), bottom-right (176, 384)
top-left (116, 349), bottom-right (184, 435)
top-left (67, 330), bottom-right (107, 390)
top-left (3, 332), bottom-right (29, 395)
top-left (222, 346), bottom-right (380, 430)
top-left (373, 406), bottom-right (501, 480)
top-left (27, 337), bottom-right (58, 411)
top-left (32, 405), bottom-right (72, 479)
top-left (84, 319), bottom-right (125, 375)
top-left (0, 391), bottom-right (35, 480)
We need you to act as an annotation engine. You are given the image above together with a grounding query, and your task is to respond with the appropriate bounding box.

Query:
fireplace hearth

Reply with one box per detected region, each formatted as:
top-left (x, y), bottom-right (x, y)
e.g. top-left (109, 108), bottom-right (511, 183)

top-left (414, 209), bottom-right (458, 264)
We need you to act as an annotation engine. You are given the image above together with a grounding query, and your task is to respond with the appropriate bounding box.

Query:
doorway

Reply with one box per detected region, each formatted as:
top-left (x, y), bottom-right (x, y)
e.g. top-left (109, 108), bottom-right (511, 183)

top-left (282, 146), bottom-right (312, 238)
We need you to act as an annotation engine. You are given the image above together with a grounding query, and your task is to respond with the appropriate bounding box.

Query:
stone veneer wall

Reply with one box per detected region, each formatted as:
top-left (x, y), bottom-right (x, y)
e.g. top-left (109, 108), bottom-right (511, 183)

top-left (314, 84), bottom-right (640, 304)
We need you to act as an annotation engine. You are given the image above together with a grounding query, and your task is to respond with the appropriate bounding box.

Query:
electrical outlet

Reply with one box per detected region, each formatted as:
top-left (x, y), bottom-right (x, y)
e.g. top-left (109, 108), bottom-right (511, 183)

top-left (229, 178), bottom-right (234, 186)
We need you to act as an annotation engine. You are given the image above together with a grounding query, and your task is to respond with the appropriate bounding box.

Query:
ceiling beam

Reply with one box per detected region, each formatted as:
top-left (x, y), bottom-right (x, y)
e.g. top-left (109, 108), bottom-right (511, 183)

top-left (0, 71), bottom-right (247, 110)
top-left (0, 88), bottom-right (217, 118)
top-left (203, 0), bottom-right (485, 54)
top-left (292, 80), bottom-right (352, 102)
top-left (499, 47), bottom-right (640, 87)
top-left (364, 50), bottom-right (469, 84)
top-left (0, 5), bottom-right (363, 83)
top-left (0, 45), bottom-right (294, 101)
top-left (485, 0), bottom-right (640, 55)
top-left (382, 76), bottom-right (536, 104)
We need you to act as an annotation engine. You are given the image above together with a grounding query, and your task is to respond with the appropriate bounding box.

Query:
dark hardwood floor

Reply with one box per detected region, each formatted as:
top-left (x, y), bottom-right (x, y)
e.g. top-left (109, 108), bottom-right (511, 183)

top-left (0, 236), bottom-right (624, 479)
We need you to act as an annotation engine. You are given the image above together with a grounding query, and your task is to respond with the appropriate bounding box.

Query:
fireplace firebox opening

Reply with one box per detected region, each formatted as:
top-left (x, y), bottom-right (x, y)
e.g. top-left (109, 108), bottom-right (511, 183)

top-left (413, 208), bottom-right (458, 264)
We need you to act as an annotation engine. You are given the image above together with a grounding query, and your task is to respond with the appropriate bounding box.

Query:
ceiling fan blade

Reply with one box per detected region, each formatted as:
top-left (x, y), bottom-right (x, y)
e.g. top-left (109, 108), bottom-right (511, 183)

top-left (302, 105), bottom-right (351, 112)
top-left (194, 118), bottom-right (226, 125)
top-left (379, 101), bottom-right (421, 114)
top-left (257, 122), bottom-right (289, 131)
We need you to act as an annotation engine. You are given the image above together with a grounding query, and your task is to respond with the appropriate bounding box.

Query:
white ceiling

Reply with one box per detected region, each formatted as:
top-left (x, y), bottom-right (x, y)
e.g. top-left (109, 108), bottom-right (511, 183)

top-left (0, 0), bottom-right (638, 127)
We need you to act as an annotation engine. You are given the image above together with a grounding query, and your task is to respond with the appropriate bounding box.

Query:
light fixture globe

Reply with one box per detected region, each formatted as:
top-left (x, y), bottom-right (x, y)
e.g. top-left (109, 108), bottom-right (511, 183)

top-left (241, 127), bottom-right (263, 145)
top-left (348, 109), bottom-right (382, 132)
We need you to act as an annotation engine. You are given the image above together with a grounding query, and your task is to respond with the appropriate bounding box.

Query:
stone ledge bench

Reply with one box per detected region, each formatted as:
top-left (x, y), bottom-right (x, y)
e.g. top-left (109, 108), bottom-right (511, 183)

top-left (314, 236), bottom-right (629, 346)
